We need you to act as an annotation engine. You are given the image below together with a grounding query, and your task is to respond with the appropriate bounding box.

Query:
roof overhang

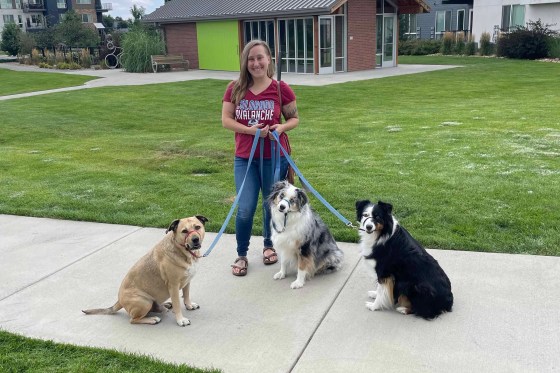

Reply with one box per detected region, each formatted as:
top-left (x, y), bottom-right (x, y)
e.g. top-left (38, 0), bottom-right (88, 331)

top-left (397, 0), bottom-right (430, 14)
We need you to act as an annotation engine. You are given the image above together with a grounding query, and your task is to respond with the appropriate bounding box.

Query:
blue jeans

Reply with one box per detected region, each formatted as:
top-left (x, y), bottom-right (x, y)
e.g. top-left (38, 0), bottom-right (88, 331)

top-left (234, 156), bottom-right (289, 257)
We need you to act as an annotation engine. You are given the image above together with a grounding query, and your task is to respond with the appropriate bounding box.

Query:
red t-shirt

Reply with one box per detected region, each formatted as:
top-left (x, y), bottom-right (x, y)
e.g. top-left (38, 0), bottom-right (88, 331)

top-left (223, 80), bottom-right (296, 159)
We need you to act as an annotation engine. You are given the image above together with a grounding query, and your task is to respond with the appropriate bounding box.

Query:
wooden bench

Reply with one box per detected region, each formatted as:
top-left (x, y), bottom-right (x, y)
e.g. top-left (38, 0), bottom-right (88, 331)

top-left (151, 54), bottom-right (189, 73)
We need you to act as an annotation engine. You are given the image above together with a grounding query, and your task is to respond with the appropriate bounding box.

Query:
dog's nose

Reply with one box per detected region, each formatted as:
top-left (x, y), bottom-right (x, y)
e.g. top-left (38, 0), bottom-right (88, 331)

top-left (279, 204), bottom-right (286, 212)
top-left (192, 236), bottom-right (199, 244)
top-left (366, 223), bottom-right (374, 232)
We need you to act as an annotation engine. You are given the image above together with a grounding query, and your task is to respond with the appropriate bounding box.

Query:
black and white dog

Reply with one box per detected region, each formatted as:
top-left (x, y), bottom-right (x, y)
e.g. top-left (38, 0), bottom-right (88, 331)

top-left (356, 200), bottom-right (453, 319)
top-left (268, 181), bottom-right (343, 289)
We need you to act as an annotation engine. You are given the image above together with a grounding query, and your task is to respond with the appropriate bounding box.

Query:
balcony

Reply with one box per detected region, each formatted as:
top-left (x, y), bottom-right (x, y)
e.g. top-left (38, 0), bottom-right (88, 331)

top-left (22, 0), bottom-right (45, 12)
top-left (95, 2), bottom-right (112, 11)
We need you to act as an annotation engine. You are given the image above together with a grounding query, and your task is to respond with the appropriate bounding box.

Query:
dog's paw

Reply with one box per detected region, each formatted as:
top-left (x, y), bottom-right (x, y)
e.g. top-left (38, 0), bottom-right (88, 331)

top-left (150, 316), bottom-right (162, 324)
top-left (367, 290), bottom-right (377, 299)
top-left (366, 301), bottom-right (382, 312)
top-left (273, 271), bottom-right (286, 280)
top-left (290, 280), bottom-right (304, 289)
top-left (396, 306), bottom-right (411, 315)
top-left (185, 302), bottom-right (199, 311)
top-left (163, 301), bottom-right (173, 310)
top-left (176, 317), bottom-right (191, 327)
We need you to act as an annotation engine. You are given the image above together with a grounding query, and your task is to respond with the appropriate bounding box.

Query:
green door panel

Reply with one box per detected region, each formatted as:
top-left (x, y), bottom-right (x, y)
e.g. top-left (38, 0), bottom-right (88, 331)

top-left (197, 21), bottom-right (240, 71)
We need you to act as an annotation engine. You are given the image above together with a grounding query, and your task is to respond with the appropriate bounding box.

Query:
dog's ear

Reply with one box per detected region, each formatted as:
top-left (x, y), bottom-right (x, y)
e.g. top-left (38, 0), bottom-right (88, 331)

top-left (196, 215), bottom-right (208, 225)
top-left (296, 188), bottom-right (308, 208)
top-left (268, 180), bottom-right (286, 203)
top-left (377, 201), bottom-right (393, 215)
top-left (355, 200), bottom-right (371, 220)
top-left (166, 219), bottom-right (180, 234)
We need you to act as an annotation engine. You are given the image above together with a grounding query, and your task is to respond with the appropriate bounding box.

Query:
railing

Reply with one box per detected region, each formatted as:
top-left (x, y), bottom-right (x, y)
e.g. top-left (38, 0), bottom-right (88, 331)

top-left (21, 0), bottom-right (45, 11)
top-left (95, 2), bottom-right (112, 10)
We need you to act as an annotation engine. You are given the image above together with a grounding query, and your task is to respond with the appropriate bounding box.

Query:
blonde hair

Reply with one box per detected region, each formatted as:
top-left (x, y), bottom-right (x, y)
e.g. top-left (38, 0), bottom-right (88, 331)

top-left (231, 40), bottom-right (275, 106)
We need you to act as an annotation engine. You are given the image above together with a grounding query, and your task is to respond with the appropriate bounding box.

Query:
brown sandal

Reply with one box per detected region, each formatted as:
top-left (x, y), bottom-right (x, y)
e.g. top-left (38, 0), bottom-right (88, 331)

top-left (263, 248), bottom-right (278, 265)
top-left (231, 257), bottom-right (248, 276)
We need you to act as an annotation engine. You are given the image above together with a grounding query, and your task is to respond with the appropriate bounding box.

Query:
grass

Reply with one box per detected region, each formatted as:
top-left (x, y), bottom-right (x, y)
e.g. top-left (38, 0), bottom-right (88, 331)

top-left (0, 330), bottom-right (220, 372)
top-left (0, 68), bottom-right (95, 96)
top-left (0, 56), bottom-right (559, 257)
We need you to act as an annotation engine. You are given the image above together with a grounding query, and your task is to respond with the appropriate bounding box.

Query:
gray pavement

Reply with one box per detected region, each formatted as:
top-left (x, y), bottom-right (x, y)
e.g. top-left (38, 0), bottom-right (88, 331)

top-left (1, 64), bottom-right (559, 372)
top-left (0, 214), bottom-right (559, 373)
top-left (0, 62), bottom-right (459, 101)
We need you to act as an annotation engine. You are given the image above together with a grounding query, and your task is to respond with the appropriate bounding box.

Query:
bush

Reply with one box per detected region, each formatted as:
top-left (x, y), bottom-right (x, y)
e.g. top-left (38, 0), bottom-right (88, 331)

top-left (1, 23), bottom-right (22, 56)
top-left (120, 26), bottom-right (165, 72)
top-left (548, 36), bottom-right (560, 58)
top-left (497, 20), bottom-right (558, 59)
top-left (455, 33), bottom-right (466, 55)
top-left (441, 32), bottom-right (455, 55)
top-left (479, 32), bottom-right (494, 56)
top-left (398, 39), bottom-right (441, 56)
top-left (465, 41), bottom-right (476, 56)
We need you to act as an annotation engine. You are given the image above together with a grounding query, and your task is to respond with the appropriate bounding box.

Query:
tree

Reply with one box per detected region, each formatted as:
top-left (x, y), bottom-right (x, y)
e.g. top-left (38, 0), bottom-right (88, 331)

top-left (1, 23), bottom-right (22, 56)
top-left (55, 10), bottom-right (100, 47)
top-left (130, 4), bottom-right (145, 23)
top-left (103, 14), bottom-right (115, 32)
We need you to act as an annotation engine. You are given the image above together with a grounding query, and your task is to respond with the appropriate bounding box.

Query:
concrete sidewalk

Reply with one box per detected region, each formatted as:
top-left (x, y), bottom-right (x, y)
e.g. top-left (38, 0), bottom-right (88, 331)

top-left (0, 214), bottom-right (558, 372)
top-left (0, 62), bottom-right (459, 101)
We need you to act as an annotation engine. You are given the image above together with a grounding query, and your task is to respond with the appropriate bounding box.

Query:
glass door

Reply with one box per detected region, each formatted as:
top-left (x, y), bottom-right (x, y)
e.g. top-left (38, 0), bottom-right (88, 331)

top-left (383, 15), bottom-right (396, 67)
top-left (319, 16), bottom-right (334, 74)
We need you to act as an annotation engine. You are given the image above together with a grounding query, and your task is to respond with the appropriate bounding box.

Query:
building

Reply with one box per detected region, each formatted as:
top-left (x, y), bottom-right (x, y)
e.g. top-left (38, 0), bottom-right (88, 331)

top-left (402, 0), bottom-right (473, 40)
top-left (143, 0), bottom-right (430, 74)
top-left (472, 0), bottom-right (560, 43)
top-left (0, 0), bottom-right (110, 34)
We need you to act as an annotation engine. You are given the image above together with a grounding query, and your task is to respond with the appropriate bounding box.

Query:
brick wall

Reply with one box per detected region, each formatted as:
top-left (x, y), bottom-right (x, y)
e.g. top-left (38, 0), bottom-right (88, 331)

top-left (164, 23), bottom-right (199, 69)
top-left (346, 0), bottom-right (376, 71)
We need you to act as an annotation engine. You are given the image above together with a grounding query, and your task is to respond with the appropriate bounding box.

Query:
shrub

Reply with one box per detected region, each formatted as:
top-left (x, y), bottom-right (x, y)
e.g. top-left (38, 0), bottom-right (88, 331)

top-left (38, 62), bottom-right (53, 69)
top-left (479, 32), bottom-right (494, 56)
top-left (455, 33), bottom-right (466, 55)
top-left (120, 26), bottom-right (165, 73)
top-left (547, 36), bottom-right (560, 58)
top-left (441, 32), bottom-right (455, 55)
top-left (1, 23), bottom-right (22, 56)
top-left (465, 40), bottom-right (476, 56)
top-left (398, 39), bottom-right (441, 56)
top-left (497, 20), bottom-right (558, 59)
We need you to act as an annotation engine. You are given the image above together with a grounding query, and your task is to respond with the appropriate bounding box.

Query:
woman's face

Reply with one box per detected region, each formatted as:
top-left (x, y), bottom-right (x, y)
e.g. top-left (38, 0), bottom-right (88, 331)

top-left (247, 45), bottom-right (270, 79)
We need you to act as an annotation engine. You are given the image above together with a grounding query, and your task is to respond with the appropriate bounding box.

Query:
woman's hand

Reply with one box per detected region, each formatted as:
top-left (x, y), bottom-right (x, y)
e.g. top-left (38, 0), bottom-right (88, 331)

top-left (268, 124), bottom-right (282, 140)
top-left (254, 124), bottom-right (269, 138)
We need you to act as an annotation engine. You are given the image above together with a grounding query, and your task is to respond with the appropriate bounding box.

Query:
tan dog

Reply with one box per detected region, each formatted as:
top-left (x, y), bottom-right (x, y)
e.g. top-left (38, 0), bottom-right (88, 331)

top-left (83, 216), bottom-right (208, 326)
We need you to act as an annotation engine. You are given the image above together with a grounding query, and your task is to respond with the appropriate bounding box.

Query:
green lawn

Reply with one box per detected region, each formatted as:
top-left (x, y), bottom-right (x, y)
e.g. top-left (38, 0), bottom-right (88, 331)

top-left (1, 56), bottom-right (559, 256)
top-left (0, 68), bottom-right (95, 96)
top-left (0, 330), bottom-right (220, 373)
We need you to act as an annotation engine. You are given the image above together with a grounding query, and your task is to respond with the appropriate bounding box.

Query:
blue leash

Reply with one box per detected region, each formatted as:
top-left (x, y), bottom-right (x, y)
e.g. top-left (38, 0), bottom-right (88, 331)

top-left (203, 129), bottom-right (261, 257)
top-left (270, 131), bottom-right (356, 229)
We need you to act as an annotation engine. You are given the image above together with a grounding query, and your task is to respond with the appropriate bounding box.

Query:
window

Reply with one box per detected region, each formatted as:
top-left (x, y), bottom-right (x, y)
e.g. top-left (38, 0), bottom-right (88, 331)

top-left (0, 0), bottom-right (13, 9)
top-left (3, 14), bottom-right (15, 23)
top-left (80, 13), bottom-right (92, 22)
top-left (76, 0), bottom-right (91, 3)
top-left (502, 5), bottom-right (525, 32)
top-left (57, 0), bottom-right (66, 9)
top-left (243, 20), bottom-right (275, 61)
top-left (402, 14), bottom-right (417, 36)
top-left (278, 17), bottom-right (315, 74)
top-left (435, 11), bottom-right (451, 34)
top-left (457, 9), bottom-right (466, 31)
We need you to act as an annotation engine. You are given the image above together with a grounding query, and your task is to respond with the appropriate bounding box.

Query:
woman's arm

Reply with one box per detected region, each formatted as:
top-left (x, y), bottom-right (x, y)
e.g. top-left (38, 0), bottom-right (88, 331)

top-left (270, 100), bottom-right (299, 136)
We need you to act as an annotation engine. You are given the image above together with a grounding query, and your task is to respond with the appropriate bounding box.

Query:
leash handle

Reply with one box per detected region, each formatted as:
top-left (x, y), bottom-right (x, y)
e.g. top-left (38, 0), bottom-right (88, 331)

top-left (270, 131), bottom-right (354, 228)
top-left (203, 129), bottom-right (262, 257)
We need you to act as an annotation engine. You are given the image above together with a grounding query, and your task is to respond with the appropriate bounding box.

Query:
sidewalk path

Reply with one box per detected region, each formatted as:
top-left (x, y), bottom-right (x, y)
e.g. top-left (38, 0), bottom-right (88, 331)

top-left (1, 214), bottom-right (558, 373)
top-left (0, 62), bottom-right (459, 101)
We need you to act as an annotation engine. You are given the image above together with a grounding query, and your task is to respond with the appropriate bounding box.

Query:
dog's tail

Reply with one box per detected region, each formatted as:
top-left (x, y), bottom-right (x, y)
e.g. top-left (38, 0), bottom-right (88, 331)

top-left (318, 245), bottom-right (344, 274)
top-left (82, 301), bottom-right (122, 315)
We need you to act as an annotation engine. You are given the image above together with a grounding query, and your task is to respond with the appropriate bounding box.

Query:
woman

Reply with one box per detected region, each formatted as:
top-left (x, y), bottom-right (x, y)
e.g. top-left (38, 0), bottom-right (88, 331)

top-left (222, 40), bottom-right (299, 276)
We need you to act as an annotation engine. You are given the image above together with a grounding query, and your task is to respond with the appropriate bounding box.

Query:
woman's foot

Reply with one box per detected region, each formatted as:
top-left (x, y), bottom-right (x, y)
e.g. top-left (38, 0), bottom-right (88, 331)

top-left (263, 247), bottom-right (278, 265)
top-left (231, 256), bottom-right (248, 276)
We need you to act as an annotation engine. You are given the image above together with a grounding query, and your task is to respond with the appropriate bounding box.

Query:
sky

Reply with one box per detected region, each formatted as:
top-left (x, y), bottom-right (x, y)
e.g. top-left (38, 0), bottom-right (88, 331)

top-left (106, 0), bottom-right (161, 20)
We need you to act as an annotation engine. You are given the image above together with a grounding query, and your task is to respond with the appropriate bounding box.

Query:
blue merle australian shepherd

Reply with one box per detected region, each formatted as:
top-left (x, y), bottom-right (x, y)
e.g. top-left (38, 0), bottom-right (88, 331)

top-left (356, 200), bottom-right (453, 319)
top-left (268, 181), bottom-right (343, 289)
